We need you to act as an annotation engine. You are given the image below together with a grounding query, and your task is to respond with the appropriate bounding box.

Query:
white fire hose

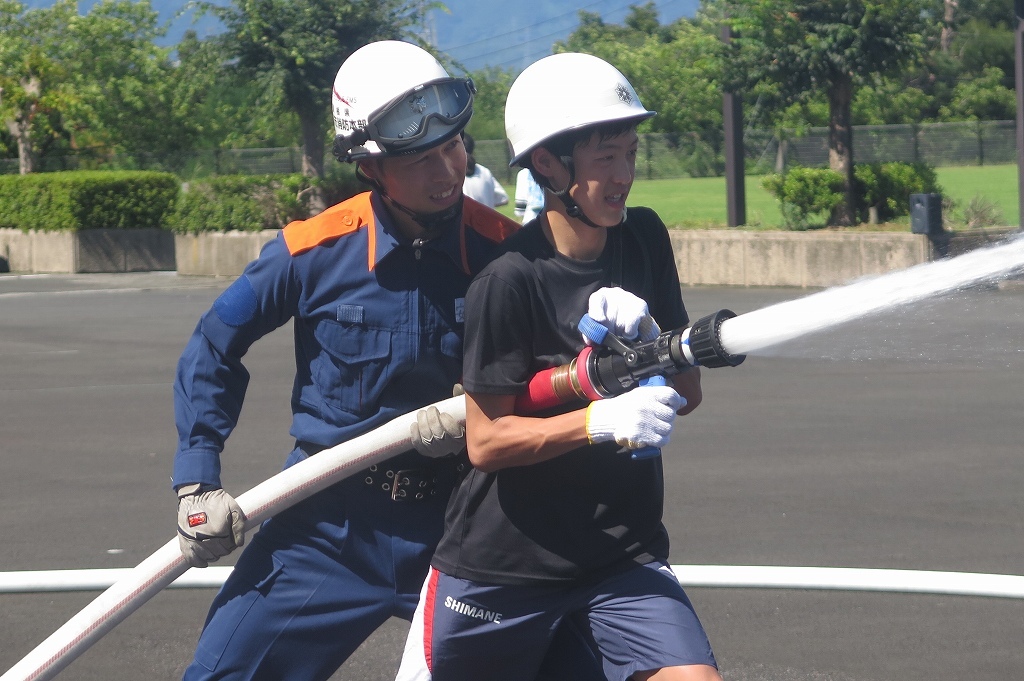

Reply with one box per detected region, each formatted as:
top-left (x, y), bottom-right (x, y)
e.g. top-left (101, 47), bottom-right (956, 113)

top-left (7, 391), bottom-right (1024, 681)
top-left (1, 396), bottom-right (464, 681)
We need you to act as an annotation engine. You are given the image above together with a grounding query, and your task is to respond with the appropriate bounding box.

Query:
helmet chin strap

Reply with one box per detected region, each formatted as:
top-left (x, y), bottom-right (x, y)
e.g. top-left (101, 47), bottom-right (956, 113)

top-left (549, 156), bottom-right (626, 230)
top-left (356, 165), bottom-right (464, 237)
top-left (384, 193), bottom-right (463, 236)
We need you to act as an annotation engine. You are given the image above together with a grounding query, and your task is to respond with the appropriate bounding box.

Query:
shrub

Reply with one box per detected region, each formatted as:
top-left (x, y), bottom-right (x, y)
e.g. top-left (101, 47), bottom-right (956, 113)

top-left (761, 167), bottom-right (844, 229)
top-left (765, 162), bottom-right (943, 229)
top-left (167, 172), bottom-right (363, 234)
top-left (0, 171), bottom-right (179, 232)
top-left (168, 175), bottom-right (299, 234)
top-left (317, 166), bottom-right (365, 207)
top-left (856, 162), bottom-right (942, 223)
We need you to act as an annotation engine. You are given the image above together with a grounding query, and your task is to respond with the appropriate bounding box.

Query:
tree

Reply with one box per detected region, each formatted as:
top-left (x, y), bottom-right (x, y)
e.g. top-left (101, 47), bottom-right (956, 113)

top-left (935, 0), bottom-right (1017, 52)
top-left (171, 29), bottom-right (300, 152)
top-left (67, 0), bottom-right (183, 161)
top-left (464, 66), bottom-right (514, 142)
top-left (0, 0), bottom-right (77, 173)
top-left (852, 76), bottom-right (932, 125)
top-left (203, 0), bottom-right (424, 185)
top-left (939, 65), bottom-right (1016, 119)
top-left (723, 0), bottom-right (929, 225)
top-left (557, 6), bottom-right (726, 174)
top-left (1, 0), bottom-right (181, 173)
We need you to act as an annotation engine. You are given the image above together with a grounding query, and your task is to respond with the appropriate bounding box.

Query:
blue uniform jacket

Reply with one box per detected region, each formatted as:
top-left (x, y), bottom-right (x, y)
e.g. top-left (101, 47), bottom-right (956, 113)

top-left (172, 192), bottom-right (518, 489)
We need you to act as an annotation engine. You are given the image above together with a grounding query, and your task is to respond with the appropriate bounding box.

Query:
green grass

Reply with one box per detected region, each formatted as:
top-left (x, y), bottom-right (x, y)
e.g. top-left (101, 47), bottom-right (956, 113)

top-left (935, 164), bottom-right (1019, 227)
top-left (494, 175), bottom-right (783, 227)
top-left (626, 175), bottom-right (784, 228)
top-left (496, 164), bottom-right (1021, 230)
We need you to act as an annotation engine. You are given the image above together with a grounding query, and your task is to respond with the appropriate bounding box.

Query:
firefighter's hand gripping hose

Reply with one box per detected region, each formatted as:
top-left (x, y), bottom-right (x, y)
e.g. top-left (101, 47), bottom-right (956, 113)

top-left (409, 405), bottom-right (467, 458)
top-left (176, 486), bottom-right (246, 569)
top-left (409, 384), bottom-right (467, 459)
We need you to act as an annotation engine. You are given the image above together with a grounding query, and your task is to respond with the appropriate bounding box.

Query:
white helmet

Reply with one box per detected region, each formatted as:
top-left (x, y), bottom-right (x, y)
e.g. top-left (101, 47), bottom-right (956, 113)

top-left (505, 52), bottom-right (654, 165)
top-left (332, 41), bottom-right (475, 161)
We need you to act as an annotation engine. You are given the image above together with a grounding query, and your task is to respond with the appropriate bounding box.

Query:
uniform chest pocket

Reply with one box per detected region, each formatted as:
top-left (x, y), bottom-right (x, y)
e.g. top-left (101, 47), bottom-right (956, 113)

top-left (314, 319), bottom-right (392, 417)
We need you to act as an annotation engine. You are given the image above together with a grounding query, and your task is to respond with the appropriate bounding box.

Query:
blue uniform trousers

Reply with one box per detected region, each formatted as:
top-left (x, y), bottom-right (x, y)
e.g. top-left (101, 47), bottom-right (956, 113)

top-left (184, 452), bottom-right (451, 681)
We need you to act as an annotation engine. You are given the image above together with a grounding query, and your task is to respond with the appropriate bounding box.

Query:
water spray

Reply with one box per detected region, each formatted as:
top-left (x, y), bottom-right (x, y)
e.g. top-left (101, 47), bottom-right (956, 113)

top-left (718, 231), bottom-right (1024, 357)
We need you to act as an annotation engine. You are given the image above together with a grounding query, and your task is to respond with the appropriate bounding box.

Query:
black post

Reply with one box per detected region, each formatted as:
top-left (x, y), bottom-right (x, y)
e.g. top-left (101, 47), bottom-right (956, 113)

top-left (1016, 0), bottom-right (1024, 226)
top-left (721, 24), bottom-right (746, 227)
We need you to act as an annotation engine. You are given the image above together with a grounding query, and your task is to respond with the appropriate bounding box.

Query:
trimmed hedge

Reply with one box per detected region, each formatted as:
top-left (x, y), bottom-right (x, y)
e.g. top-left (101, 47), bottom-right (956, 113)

top-left (0, 171), bottom-right (179, 232)
top-left (167, 172), bottom-right (364, 234)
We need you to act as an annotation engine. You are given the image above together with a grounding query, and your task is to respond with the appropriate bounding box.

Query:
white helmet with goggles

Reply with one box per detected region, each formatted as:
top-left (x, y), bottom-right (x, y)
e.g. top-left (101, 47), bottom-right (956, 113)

top-left (505, 52), bottom-right (654, 166)
top-left (332, 41), bottom-right (475, 162)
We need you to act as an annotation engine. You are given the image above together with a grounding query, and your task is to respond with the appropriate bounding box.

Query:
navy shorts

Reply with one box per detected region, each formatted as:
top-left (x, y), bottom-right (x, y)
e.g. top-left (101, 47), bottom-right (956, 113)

top-left (397, 561), bottom-right (717, 681)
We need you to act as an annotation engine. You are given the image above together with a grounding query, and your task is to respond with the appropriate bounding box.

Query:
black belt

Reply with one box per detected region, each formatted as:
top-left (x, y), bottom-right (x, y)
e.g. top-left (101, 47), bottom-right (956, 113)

top-left (297, 442), bottom-right (466, 502)
top-left (362, 461), bottom-right (466, 501)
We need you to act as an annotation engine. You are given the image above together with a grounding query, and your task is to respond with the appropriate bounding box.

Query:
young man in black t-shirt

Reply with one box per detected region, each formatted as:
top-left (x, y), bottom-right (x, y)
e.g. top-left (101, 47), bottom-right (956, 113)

top-left (396, 53), bottom-right (722, 681)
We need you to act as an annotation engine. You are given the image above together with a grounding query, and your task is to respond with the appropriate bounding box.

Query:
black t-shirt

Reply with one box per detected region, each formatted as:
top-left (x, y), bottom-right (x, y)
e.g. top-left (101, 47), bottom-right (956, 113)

top-left (431, 207), bottom-right (690, 586)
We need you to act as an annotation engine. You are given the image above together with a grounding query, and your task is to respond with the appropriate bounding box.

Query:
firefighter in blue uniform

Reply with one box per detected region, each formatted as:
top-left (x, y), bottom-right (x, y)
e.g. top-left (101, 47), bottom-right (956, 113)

top-left (171, 41), bottom-right (519, 680)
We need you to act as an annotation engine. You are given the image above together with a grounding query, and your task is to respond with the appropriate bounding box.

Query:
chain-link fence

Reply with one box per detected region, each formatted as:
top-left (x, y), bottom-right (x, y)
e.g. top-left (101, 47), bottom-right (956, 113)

top-left (0, 147), bottom-right (306, 177)
top-left (2, 120), bottom-right (1018, 179)
top-left (469, 132), bottom-right (728, 185)
top-left (748, 120), bottom-right (1017, 172)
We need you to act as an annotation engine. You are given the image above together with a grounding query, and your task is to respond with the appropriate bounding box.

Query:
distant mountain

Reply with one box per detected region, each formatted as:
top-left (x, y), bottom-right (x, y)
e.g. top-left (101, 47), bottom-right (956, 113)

top-left (23, 0), bottom-right (698, 71)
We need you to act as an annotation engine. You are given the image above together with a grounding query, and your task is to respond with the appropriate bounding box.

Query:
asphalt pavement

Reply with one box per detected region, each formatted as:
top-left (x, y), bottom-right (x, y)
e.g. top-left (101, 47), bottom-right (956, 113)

top-left (1, 271), bottom-right (1021, 681)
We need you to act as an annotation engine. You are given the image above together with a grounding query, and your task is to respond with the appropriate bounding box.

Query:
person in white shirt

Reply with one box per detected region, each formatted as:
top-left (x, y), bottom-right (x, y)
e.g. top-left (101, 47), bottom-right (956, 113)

top-left (514, 166), bottom-right (545, 224)
top-left (462, 134), bottom-right (509, 208)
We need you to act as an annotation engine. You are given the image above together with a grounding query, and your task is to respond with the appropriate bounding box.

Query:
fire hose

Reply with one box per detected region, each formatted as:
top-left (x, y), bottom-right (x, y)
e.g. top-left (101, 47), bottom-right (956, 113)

top-left (2, 310), bottom-right (741, 681)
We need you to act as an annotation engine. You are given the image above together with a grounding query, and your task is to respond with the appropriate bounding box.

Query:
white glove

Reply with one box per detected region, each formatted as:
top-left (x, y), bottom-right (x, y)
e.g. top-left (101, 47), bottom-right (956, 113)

top-left (177, 485), bottom-right (246, 568)
top-left (585, 287), bottom-right (660, 343)
top-left (410, 405), bottom-right (466, 458)
top-left (585, 385), bottom-right (683, 450)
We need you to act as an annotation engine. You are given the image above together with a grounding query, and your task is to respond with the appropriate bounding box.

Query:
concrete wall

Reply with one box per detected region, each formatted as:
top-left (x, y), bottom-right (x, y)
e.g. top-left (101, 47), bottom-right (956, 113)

top-left (1, 227), bottom-right (1017, 287)
top-left (669, 230), bottom-right (932, 288)
top-left (174, 231), bottom-right (278, 277)
top-left (0, 229), bottom-right (175, 274)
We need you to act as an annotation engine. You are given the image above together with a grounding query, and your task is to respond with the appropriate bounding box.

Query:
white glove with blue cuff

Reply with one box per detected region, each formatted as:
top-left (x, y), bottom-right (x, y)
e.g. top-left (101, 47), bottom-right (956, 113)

top-left (585, 287), bottom-right (660, 343)
top-left (585, 384), bottom-right (683, 450)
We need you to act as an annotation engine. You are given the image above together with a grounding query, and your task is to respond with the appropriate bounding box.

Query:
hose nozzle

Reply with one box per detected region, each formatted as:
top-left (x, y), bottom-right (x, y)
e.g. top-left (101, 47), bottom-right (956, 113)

top-left (515, 309), bottom-right (745, 414)
top-left (684, 309), bottom-right (746, 368)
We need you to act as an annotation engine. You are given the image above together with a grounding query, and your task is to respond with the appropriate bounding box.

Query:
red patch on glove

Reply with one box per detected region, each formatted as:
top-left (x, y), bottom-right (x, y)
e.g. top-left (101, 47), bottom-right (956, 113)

top-left (187, 512), bottom-right (208, 528)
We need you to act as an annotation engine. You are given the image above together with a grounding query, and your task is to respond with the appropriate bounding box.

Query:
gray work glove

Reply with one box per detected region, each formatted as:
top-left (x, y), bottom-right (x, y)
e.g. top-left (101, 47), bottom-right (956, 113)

top-left (176, 484), bottom-right (246, 568)
top-left (409, 385), bottom-right (466, 458)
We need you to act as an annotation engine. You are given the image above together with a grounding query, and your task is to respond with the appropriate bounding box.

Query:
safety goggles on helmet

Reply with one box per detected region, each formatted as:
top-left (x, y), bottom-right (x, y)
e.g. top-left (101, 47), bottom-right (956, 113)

top-left (338, 77), bottom-right (475, 159)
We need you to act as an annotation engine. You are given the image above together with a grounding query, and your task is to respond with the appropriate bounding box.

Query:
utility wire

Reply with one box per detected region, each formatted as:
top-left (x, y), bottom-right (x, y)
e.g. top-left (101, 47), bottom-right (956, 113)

top-left (439, 0), bottom-right (614, 54)
top-left (438, 0), bottom-right (693, 68)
